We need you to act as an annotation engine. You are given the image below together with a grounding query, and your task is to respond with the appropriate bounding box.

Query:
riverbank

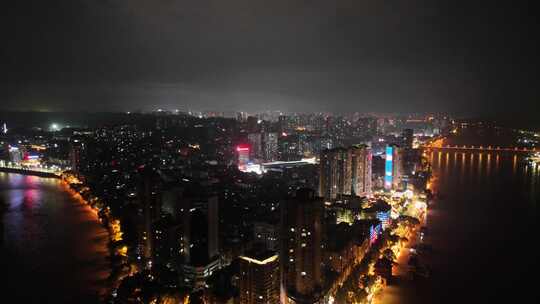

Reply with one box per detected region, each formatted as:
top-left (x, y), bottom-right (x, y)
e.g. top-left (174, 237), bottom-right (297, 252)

top-left (0, 166), bottom-right (61, 178)
top-left (375, 148), bottom-right (538, 303)
top-left (0, 170), bottom-right (128, 292)
top-left (374, 222), bottom-right (425, 304)
top-left (0, 172), bottom-right (110, 303)
top-left (60, 175), bottom-right (115, 301)
top-left (60, 173), bottom-right (131, 301)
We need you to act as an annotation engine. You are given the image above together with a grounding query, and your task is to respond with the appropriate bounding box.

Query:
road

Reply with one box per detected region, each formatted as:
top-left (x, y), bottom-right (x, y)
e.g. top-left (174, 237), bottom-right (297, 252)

top-left (375, 227), bottom-right (422, 304)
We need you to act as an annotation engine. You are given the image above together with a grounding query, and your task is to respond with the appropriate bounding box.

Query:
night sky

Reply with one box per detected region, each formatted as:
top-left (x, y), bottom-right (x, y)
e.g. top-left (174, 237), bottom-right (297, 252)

top-left (2, 1), bottom-right (538, 119)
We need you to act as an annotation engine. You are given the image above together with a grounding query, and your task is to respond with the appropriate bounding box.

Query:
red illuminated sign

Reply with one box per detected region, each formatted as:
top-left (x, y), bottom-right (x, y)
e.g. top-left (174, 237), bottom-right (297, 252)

top-left (236, 145), bottom-right (250, 152)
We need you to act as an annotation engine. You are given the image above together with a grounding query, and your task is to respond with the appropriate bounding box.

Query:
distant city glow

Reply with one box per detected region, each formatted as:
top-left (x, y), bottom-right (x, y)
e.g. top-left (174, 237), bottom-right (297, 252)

top-left (239, 163), bottom-right (263, 175)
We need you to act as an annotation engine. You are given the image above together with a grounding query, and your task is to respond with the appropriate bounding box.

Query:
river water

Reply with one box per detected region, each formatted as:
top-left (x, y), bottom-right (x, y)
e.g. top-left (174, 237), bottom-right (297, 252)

top-left (379, 148), bottom-right (539, 303)
top-left (0, 173), bottom-right (110, 303)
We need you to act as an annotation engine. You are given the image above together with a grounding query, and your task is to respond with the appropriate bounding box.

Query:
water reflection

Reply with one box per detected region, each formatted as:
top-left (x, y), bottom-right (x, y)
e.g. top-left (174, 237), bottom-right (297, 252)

top-left (418, 150), bottom-right (538, 302)
top-left (459, 153), bottom-right (465, 184)
top-left (469, 152), bottom-right (474, 181)
top-left (478, 152), bottom-right (483, 181)
top-left (486, 153), bottom-right (491, 177)
top-left (1, 173), bottom-right (109, 303)
top-left (430, 150), bottom-right (539, 204)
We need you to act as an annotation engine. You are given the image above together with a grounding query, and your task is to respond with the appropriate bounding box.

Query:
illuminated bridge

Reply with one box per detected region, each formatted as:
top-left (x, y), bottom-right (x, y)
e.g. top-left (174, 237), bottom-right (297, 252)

top-left (0, 164), bottom-right (62, 178)
top-left (424, 145), bottom-right (539, 153)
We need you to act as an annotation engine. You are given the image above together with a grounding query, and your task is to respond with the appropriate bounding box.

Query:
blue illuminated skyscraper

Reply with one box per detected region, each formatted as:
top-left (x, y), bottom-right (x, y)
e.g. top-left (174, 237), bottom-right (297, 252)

top-left (385, 144), bottom-right (402, 190)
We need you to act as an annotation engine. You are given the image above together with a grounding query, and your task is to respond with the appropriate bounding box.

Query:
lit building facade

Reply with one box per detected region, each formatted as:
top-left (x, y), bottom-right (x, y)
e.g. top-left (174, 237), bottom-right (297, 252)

top-left (237, 145), bottom-right (250, 168)
top-left (253, 221), bottom-right (279, 251)
top-left (281, 188), bottom-right (324, 304)
top-left (319, 147), bottom-right (349, 200)
top-left (69, 138), bottom-right (83, 175)
top-left (8, 145), bottom-right (23, 164)
top-left (248, 133), bottom-right (263, 161)
top-left (263, 132), bottom-right (279, 162)
top-left (136, 166), bottom-right (163, 266)
top-left (239, 250), bottom-right (280, 304)
top-left (177, 192), bottom-right (221, 289)
top-left (384, 144), bottom-right (402, 190)
top-left (319, 145), bottom-right (372, 200)
top-left (402, 128), bottom-right (414, 150)
top-left (350, 145), bottom-right (372, 197)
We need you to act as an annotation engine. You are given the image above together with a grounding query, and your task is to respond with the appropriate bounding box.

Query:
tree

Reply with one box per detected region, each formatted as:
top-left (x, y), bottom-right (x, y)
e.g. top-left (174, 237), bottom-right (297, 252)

top-left (383, 248), bottom-right (396, 261)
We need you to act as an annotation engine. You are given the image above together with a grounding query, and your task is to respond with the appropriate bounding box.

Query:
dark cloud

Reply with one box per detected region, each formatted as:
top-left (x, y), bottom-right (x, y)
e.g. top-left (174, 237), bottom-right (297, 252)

top-left (1, 1), bottom-right (538, 120)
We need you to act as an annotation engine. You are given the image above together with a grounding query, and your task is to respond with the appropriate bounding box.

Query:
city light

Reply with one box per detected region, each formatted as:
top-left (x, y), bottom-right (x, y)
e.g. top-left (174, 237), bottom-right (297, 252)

top-left (2, 0), bottom-right (536, 300)
top-left (1, 110), bottom-right (529, 303)
top-left (385, 146), bottom-right (394, 190)
top-left (239, 254), bottom-right (278, 265)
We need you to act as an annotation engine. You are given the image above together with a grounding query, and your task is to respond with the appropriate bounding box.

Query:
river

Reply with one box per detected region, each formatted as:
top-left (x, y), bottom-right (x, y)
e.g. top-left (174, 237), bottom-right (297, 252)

top-left (0, 173), bottom-right (110, 303)
top-left (378, 147), bottom-right (539, 303)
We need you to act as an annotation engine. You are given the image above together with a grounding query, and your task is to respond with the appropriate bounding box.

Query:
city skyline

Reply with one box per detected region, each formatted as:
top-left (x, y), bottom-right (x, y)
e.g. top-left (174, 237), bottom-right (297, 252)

top-left (1, 108), bottom-right (538, 303)
top-left (1, 1), bottom-right (538, 303)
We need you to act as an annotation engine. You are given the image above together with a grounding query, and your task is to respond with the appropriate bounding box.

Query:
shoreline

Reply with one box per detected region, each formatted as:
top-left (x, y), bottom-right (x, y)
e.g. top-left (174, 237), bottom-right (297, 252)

top-left (0, 167), bottom-right (61, 179)
top-left (60, 173), bottom-right (131, 302)
top-left (0, 170), bottom-right (119, 302)
top-left (0, 171), bottom-right (112, 302)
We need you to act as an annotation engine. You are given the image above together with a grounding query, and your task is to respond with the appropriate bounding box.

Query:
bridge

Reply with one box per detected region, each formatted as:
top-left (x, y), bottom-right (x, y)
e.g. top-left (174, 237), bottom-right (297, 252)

top-left (0, 164), bottom-right (62, 178)
top-left (423, 145), bottom-right (539, 153)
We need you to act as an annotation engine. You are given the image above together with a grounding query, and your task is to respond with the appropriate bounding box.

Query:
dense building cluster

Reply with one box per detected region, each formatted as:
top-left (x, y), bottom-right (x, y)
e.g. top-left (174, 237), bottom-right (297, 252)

top-left (0, 111), bottom-right (446, 303)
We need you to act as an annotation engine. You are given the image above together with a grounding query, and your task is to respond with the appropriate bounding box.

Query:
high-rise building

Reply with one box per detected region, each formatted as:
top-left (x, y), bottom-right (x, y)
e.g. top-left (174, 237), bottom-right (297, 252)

top-left (319, 147), bottom-right (349, 200)
top-left (278, 115), bottom-right (289, 134)
top-left (239, 248), bottom-right (280, 304)
top-left (237, 144), bottom-right (250, 168)
top-left (136, 166), bottom-right (162, 266)
top-left (384, 144), bottom-right (402, 190)
top-left (248, 133), bottom-right (263, 161)
top-left (237, 111), bottom-right (249, 122)
top-left (278, 135), bottom-right (301, 161)
top-left (318, 137), bottom-right (333, 153)
top-left (247, 116), bottom-right (259, 133)
top-left (402, 128), bottom-right (414, 150)
top-left (178, 189), bottom-right (221, 289)
top-left (8, 145), bottom-right (23, 164)
top-left (253, 221), bottom-right (279, 251)
top-left (178, 193), bottom-right (219, 263)
top-left (263, 132), bottom-right (279, 162)
top-left (207, 195), bottom-right (219, 259)
top-left (319, 145), bottom-right (372, 200)
top-left (297, 133), bottom-right (315, 158)
top-left (69, 137), bottom-right (85, 176)
top-left (401, 128), bottom-right (417, 176)
top-left (281, 188), bottom-right (324, 304)
top-left (350, 145), bottom-right (372, 197)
